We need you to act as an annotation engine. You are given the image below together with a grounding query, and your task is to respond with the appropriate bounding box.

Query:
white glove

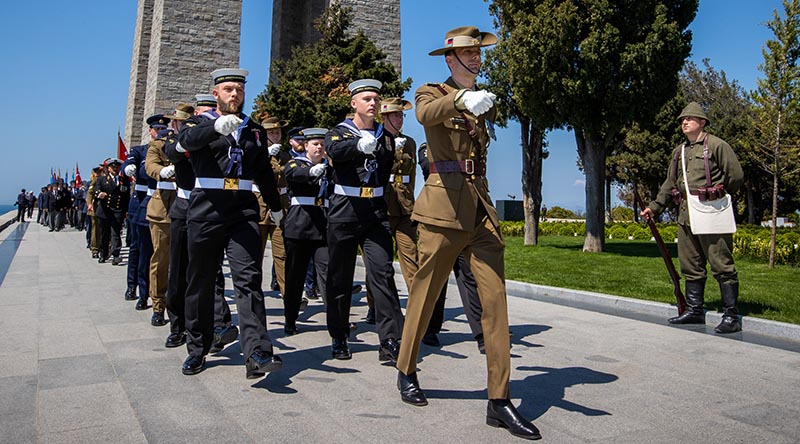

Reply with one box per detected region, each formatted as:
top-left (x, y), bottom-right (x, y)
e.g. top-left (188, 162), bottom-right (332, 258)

top-left (394, 137), bottom-right (406, 148)
top-left (462, 90), bottom-right (497, 116)
top-left (214, 114), bottom-right (243, 135)
top-left (159, 165), bottom-right (175, 179)
top-left (270, 210), bottom-right (284, 225)
top-left (268, 143), bottom-right (282, 156)
top-left (357, 132), bottom-right (377, 155)
top-left (309, 163), bottom-right (326, 177)
top-left (124, 164), bottom-right (136, 177)
top-left (175, 142), bottom-right (186, 153)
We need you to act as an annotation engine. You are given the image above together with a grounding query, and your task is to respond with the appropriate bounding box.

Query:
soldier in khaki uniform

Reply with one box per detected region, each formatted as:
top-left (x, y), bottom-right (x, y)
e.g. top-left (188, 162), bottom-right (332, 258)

top-left (394, 27), bottom-right (540, 440)
top-left (144, 105), bottom-right (188, 326)
top-left (257, 117), bottom-right (291, 296)
top-left (642, 102), bottom-right (744, 334)
top-left (86, 166), bottom-right (103, 258)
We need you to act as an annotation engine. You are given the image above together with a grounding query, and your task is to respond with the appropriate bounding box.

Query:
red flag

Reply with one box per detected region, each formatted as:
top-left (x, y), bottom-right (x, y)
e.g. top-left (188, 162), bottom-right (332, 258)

top-left (117, 132), bottom-right (128, 161)
top-left (75, 163), bottom-right (82, 188)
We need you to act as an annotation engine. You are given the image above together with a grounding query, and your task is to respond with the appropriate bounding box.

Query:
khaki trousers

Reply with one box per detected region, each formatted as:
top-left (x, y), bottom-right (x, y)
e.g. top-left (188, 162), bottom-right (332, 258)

top-left (90, 215), bottom-right (100, 253)
top-left (260, 224), bottom-right (286, 294)
top-left (389, 214), bottom-right (418, 292)
top-left (397, 215), bottom-right (510, 399)
top-left (149, 222), bottom-right (170, 312)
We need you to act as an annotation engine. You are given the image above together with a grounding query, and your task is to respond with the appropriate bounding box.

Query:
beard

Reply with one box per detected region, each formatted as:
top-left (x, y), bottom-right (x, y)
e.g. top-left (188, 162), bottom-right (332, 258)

top-left (217, 98), bottom-right (243, 114)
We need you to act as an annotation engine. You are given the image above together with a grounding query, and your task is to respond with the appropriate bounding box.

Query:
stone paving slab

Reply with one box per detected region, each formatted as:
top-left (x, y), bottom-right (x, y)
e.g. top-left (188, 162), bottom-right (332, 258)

top-left (1, 221), bottom-right (799, 444)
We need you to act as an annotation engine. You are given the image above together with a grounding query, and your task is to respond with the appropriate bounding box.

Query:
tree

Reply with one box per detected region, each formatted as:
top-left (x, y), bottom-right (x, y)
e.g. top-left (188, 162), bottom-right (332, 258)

top-left (487, 0), bottom-right (697, 252)
top-left (253, 4), bottom-right (411, 128)
top-left (750, 0), bottom-right (800, 268)
top-left (484, 6), bottom-right (562, 246)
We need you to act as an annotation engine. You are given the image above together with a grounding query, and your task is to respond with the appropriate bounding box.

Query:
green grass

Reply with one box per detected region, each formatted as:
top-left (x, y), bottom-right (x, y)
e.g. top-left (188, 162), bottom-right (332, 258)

top-left (503, 235), bottom-right (800, 325)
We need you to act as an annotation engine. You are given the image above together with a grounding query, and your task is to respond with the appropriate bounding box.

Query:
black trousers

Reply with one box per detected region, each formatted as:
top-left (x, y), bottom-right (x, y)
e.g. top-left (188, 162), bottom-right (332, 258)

top-left (185, 218), bottom-right (272, 359)
top-left (168, 217), bottom-right (232, 335)
top-left (283, 237), bottom-right (328, 326)
top-left (16, 206), bottom-right (26, 222)
top-left (326, 219), bottom-right (403, 341)
top-left (427, 252), bottom-right (484, 339)
top-left (97, 211), bottom-right (124, 259)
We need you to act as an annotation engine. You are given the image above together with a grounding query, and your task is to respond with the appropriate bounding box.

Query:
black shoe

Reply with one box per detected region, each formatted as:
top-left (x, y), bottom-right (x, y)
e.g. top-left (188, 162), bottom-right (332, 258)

top-left (210, 325), bottom-right (239, 353)
top-left (667, 311), bottom-right (705, 325)
top-left (111, 256), bottom-right (122, 266)
top-left (486, 399), bottom-right (542, 440)
top-left (714, 316), bottom-right (742, 334)
top-left (304, 287), bottom-right (320, 300)
top-left (135, 298), bottom-right (148, 311)
top-left (284, 322), bottom-right (298, 336)
top-left (331, 338), bottom-right (352, 360)
top-left (165, 332), bottom-right (187, 348)
top-left (245, 351), bottom-right (283, 379)
top-left (351, 284), bottom-right (363, 294)
top-left (379, 338), bottom-right (401, 362)
top-left (299, 297), bottom-right (308, 311)
top-left (124, 287), bottom-right (137, 301)
top-left (182, 355), bottom-right (205, 375)
top-left (151, 311), bottom-right (168, 327)
top-left (48, 228), bottom-right (54, 232)
top-left (364, 307), bottom-right (376, 324)
top-left (349, 322), bottom-right (358, 332)
top-left (91, 252), bottom-right (99, 259)
top-left (422, 332), bottom-right (441, 347)
top-left (397, 371), bottom-right (428, 406)
top-left (98, 256), bottom-right (106, 263)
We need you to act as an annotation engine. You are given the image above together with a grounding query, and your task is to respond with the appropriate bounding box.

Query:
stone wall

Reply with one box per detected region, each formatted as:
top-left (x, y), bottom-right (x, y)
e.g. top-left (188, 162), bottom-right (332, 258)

top-left (125, 0), bottom-right (242, 146)
top-left (124, 0), bottom-right (154, 148)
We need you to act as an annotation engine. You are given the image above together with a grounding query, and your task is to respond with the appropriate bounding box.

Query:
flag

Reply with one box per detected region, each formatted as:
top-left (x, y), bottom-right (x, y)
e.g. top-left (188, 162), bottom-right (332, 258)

top-left (50, 168), bottom-right (56, 184)
top-left (75, 163), bottom-right (82, 188)
top-left (117, 131), bottom-right (127, 161)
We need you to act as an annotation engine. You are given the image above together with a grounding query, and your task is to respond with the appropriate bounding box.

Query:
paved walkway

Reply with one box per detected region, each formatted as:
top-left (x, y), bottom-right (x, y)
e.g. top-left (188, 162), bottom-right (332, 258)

top-left (1, 218), bottom-right (799, 444)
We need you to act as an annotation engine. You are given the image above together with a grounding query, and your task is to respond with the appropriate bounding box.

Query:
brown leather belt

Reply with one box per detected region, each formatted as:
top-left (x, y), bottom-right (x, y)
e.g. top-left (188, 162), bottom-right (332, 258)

top-left (429, 160), bottom-right (486, 176)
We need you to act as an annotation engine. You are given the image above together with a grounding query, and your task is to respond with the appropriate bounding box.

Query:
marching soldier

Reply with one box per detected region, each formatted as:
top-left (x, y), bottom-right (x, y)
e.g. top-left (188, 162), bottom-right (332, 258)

top-left (394, 27), bottom-right (540, 440)
top-left (163, 95), bottom-right (238, 350)
top-left (145, 106), bottom-right (186, 327)
top-left (642, 102), bottom-right (745, 334)
top-left (178, 68), bottom-right (283, 378)
top-left (86, 166), bottom-right (103, 256)
top-left (324, 79), bottom-right (405, 361)
top-left (93, 158), bottom-right (130, 265)
top-left (282, 128), bottom-right (331, 335)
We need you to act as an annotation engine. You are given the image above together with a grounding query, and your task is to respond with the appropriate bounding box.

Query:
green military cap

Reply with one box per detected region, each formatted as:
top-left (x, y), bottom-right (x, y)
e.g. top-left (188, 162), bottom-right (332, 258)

top-left (678, 102), bottom-right (710, 125)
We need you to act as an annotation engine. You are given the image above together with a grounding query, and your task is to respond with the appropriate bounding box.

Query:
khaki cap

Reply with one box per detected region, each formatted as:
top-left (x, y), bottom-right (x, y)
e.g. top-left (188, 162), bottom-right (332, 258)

top-left (429, 26), bottom-right (497, 56)
top-left (164, 103), bottom-right (195, 121)
top-left (262, 116), bottom-right (289, 129)
top-left (379, 97), bottom-right (412, 114)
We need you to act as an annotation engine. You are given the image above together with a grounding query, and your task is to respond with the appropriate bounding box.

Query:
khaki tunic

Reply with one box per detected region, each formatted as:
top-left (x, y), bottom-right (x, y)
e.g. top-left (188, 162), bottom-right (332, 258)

top-left (144, 137), bottom-right (176, 312)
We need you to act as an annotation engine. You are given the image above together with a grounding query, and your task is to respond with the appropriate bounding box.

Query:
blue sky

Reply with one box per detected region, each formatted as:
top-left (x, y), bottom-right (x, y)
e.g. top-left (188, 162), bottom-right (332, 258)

top-left (0, 0), bottom-right (786, 209)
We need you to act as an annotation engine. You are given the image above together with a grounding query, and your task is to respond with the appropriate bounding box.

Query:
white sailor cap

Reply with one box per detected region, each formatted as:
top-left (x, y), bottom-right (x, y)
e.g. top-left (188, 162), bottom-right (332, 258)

top-left (348, 79), bottom-right (382, 96)
top-left (195, 94), bottom-right (217, 107)
top-left (301, 128), bottom-right (328, 140)
top-left (211, 68), bottom-right (248, 84)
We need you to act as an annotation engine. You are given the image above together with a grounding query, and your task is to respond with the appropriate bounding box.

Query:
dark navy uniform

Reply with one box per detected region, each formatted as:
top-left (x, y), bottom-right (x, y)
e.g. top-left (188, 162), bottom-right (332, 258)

top-left (93, 164), bottom-right (130, 261)
top-left (324, 119), bottom-right (404, 354)
top-left (122, 143), bottom-right (154, 304)
top-left (178, 109), bottom-right (282, 372)
top-left (282, 155), bottom-right (330, 333)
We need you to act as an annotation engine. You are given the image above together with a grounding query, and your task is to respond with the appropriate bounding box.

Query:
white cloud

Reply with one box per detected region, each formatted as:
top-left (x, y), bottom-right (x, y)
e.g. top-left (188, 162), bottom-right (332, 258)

top-left (573, 179), bottom-right (585, 187)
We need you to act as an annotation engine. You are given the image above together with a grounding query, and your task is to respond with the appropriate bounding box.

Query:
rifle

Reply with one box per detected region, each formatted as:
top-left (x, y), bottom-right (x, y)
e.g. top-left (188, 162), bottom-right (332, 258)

top-left (633, 188), bottom-right (686, 315)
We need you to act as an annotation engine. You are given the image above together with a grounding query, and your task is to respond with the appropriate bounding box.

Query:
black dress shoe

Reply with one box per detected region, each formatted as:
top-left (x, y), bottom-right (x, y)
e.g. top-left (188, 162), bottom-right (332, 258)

top-left (397, 371), bottom-right (428, 406)
top-left (364, 307), bottom-right (376, 324)
top-left (351, 284), bottom-right (363, 294)
top-left (98, 256), bottom-right (106, 263)
top-left (668, 311), bottom-right (705, 325)
top-left (714, 316), bottom-right (742, 334)
top-left (91, 252), bottom-right (99, 259)
top-left (331, 338), bottom-right (352, 360)
top-left (124, 287), bottom-right (137, 301)
top-left (151, 311), bottom-right (168, 326)
top-left (111, 256), bottom-right (122, 266)
top-left (284, 323), bottom-right (298, 336)
top-left (182, 355), bottom-right (205, 375)
top-left (210, 325), bottom-right (239, 353)
top-left (486, 399), bottom-right (541, 440)
top-left (135, 298), bottom-right (149, 311)
top-left (245, 351), bottom-right (283, 379)
top-left (379, 338), bottom-right (401, 362)
top-left (165, 332), bottom-right (187, 348)
top-left (422, 332), bottom-right (441, 347)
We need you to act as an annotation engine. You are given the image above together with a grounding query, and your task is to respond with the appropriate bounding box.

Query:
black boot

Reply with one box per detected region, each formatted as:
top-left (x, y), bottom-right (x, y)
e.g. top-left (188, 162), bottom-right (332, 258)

top-left (397, 371), bottom-right (427, 406)
top-left (486, 399), bottom-right (542, 440)
top-left (124, 287), bottom-right (137, 301)
top-left (715, 282), bottom-right (741, 334)
top-left (668, 280), bottom-right (705, 324)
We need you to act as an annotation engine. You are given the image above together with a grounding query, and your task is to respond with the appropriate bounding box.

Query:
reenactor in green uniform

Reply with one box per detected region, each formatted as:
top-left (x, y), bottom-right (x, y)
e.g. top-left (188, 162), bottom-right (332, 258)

top-left (394, 26), bottom-right (541, 440)
top-left (642, 102), bottom-right (745, 334)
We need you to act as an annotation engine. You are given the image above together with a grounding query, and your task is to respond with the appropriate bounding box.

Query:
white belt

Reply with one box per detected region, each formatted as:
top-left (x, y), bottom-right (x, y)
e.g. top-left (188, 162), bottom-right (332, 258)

top-left (177, 188), bottom-right (191, 200)
top-left (194, 177), bottom-right (253, 191)
top-left (252, 184), bottom-right (260, 193)
top-left (147, 188), bottom-right (155, 196)
top-left (290, 196), bottom-right (328, 207)
top-left (157, 182), bottom-right (177, 190)
top-left (280, 187), bottom-right (288, 195)
top-left (135, 184), bottom-right (148, 192)
top-left (389, 174), bottom-right (411, 184)
top-left (334, 184), bottom-right (384, 198)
